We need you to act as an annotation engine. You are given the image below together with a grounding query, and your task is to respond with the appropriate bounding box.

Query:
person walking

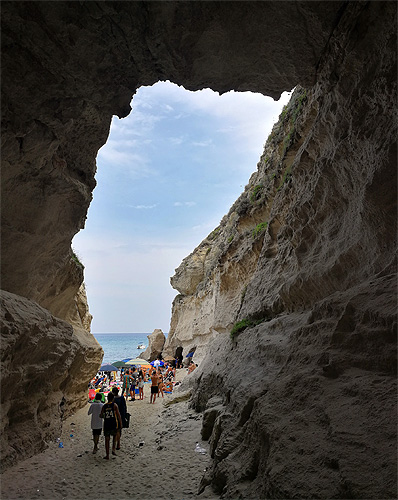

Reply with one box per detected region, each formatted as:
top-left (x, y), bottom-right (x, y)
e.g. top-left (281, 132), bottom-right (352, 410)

top-left (100, 392), bottom-right (122, 459)
top-left (112, 387), bottom-right (127, 451)
top-left (138, 369), bottom-right (145, 400)
top-left (87, 393), bottom-right (103, 454)
top-left (150, 369), bottom-right (159, 404)
top-left (157, 368), bottom-right (165, 399)
top-left (122, 369), bottom-right (131, 400)
top-left (129, 367), bottom-right (138, 401)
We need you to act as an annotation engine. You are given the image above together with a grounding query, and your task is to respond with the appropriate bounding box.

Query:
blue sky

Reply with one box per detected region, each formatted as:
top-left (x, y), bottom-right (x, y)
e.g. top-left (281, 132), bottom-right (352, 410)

top-left (72, 81), bottom-right (291, 333)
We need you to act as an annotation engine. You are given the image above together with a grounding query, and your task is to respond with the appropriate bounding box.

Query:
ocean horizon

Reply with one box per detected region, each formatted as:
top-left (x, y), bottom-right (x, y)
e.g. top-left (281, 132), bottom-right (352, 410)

top-left (93, 332), bottom-right (168, 364)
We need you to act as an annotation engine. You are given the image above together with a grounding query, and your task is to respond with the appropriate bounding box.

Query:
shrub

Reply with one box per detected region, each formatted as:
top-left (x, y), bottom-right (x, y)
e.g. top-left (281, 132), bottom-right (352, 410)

top-left (230, 319), bottom-right (253, 339)
top-left (71, 249), bottom-right (84, 268)
top-left (208, 227), bottom-right (221, 241)
top-left (277, 166), bottom-right (293, 191)
top-left (250, 184), bottom-right (264, 203)
top-left (252, 222), bottom-right (268, 238)
top-left (230, 317), bottom-right (267, 340)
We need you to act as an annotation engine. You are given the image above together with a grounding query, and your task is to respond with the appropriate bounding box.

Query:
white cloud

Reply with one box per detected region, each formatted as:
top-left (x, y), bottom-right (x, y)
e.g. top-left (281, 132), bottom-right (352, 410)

top-left (129, 204), bottom-right (158, 210)
top-left (173, 201), bottom-right (196, 207)
top-left (169, 136), bottom-right (185, 146)
top-left (137, 81), bottom-right (292, 153)
top-left (192, 139), bottom-right (213, 147)
top-left (110, 108), bottom-right (161, 138)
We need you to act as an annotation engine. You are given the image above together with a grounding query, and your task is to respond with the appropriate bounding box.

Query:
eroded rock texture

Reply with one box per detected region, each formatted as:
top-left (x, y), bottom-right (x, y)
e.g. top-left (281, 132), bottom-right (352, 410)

top-left (139, 328), bottom-right (166, 362)
top-left (0, 291), bottom-right (101, 469)
top-left (0, 0), bottom-right (396, 495)
top-left (169, 4), bottom-right (397, 499)
top-left (1, 0), bottom-right (345, 469)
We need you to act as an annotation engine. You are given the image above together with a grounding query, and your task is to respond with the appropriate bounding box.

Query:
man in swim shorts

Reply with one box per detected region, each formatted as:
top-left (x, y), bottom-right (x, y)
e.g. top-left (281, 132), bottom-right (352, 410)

top-left (150, 369), bottom-right (159, 404)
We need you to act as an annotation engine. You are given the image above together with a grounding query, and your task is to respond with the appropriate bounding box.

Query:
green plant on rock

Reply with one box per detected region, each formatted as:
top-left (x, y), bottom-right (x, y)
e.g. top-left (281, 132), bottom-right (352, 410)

top-left (277, 166), bottom-right (293, 191)
top-left (250, 184), bottom-right (264, 203)
top-left (292, 88), bottom-right (307, 123)
top-left (230, 319), bottom-right (252, 339)
top-left (282, 127), bottom-right (295, 157)
top-left (279, 104), bottom-right (288, 120)
top-left (230, 317), bottom-right (267, 340)
top-left (208, 227), bottom-right (221, 241)
top-left (252, 222), bottom-right (268, 238)
top-left (71, 249), bottom-right (84, 268)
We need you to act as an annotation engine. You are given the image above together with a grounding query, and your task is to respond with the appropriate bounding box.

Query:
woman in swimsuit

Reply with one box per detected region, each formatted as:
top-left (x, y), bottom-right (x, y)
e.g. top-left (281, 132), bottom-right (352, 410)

top-left (157, 368), bottom-right (165, 399)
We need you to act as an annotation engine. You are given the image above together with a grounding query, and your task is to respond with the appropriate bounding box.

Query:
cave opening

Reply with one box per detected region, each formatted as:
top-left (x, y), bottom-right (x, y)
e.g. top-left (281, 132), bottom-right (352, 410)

top-left (1, 1), bottom-right (396, 496)
top-left (72, 81), bottom-right (291, 340)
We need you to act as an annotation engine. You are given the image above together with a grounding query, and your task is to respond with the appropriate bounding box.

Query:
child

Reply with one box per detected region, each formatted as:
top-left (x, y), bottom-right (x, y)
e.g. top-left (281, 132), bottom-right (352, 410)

top-left (87, 393), bottom-right (104, 454)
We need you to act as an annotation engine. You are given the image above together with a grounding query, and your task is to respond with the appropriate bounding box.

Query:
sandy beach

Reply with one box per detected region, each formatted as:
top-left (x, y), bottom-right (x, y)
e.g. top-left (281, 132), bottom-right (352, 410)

top-left (1, 370), bottom-right (216, 500)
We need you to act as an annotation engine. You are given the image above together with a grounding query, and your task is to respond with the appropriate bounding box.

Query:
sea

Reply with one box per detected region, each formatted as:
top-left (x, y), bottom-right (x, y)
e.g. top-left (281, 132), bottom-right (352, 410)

top-left (93, 332), bottom-right (167, 364)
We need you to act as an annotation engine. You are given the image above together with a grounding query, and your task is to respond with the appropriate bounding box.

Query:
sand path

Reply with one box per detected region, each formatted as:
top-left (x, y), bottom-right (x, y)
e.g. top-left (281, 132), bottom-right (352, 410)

top-left (1, 370), bottom-right (216, 500)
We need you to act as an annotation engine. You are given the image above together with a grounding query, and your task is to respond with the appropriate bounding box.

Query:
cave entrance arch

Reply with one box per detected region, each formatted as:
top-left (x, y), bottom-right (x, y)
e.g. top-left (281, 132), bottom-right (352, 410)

top-left (4, 2), bottom-right (394, 483)
top-left (73, 81), bottom-right (290, 334)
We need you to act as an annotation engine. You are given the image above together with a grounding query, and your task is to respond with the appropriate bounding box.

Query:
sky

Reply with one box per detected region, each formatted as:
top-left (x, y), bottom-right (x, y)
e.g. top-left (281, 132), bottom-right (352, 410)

top-left (72, 81), bottom-right (291, 333)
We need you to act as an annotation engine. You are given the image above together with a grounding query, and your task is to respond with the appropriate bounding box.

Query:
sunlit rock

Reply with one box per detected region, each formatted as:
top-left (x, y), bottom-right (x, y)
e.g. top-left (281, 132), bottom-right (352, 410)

top-left (139, 329), bottom-right (166, 362)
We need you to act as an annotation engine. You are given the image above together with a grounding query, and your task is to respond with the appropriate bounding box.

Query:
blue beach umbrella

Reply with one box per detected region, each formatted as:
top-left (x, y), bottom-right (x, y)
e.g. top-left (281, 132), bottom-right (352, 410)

top-left (99, 363), bottom-right (119, 371)
top-left (150, 360), bottom-right (164, 367)
top-left (121, 358), bottom-right (133, 362)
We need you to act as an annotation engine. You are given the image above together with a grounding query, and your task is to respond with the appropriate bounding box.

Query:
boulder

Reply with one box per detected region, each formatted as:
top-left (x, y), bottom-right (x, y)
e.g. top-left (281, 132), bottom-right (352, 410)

top-left (139, 329), bottom-right (166, 362)
top-left (0, 291), bottom-right (102, 469)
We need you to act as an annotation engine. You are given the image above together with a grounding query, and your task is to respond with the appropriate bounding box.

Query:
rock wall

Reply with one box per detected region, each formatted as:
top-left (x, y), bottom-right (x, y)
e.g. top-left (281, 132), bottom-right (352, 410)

top-left (0, 291), bottom-right (102, 469)
top-left (0, 1), bottom-right (396, 494)
top-left (169, 3), bottom-right (397, 498)
top-left (0, 0), bottom-right (345, 468)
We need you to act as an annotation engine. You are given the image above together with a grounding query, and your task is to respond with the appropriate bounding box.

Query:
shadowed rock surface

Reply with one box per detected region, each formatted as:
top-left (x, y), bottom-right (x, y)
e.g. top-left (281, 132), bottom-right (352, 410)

top-left (1, 1), bottom-right (396, 497)
top-left (0, 291), bottom-right (102, 469)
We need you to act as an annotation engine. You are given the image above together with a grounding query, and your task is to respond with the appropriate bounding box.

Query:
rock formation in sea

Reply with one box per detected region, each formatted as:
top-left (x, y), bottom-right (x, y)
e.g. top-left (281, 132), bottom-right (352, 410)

top-left (1, 2), bottom-right (396, 497)
top-left (139, 329), bottom-right (166, 362)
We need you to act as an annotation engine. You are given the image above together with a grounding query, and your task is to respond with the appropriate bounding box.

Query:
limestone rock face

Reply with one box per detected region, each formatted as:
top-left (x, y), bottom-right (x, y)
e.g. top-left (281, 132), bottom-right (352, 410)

top-left (74, 283), bottom-right (93, 333)
top-left (169, 4), bottom-right (397, 498)
top-left (139, 329), bottom-right (166, 362)
top-left (0, 291), bottom-right (102, 468)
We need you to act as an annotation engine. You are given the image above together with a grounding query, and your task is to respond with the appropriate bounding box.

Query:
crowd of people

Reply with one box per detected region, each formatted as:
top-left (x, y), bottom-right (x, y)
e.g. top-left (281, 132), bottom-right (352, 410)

top-left (88, 358), bottom-right (184, 459)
